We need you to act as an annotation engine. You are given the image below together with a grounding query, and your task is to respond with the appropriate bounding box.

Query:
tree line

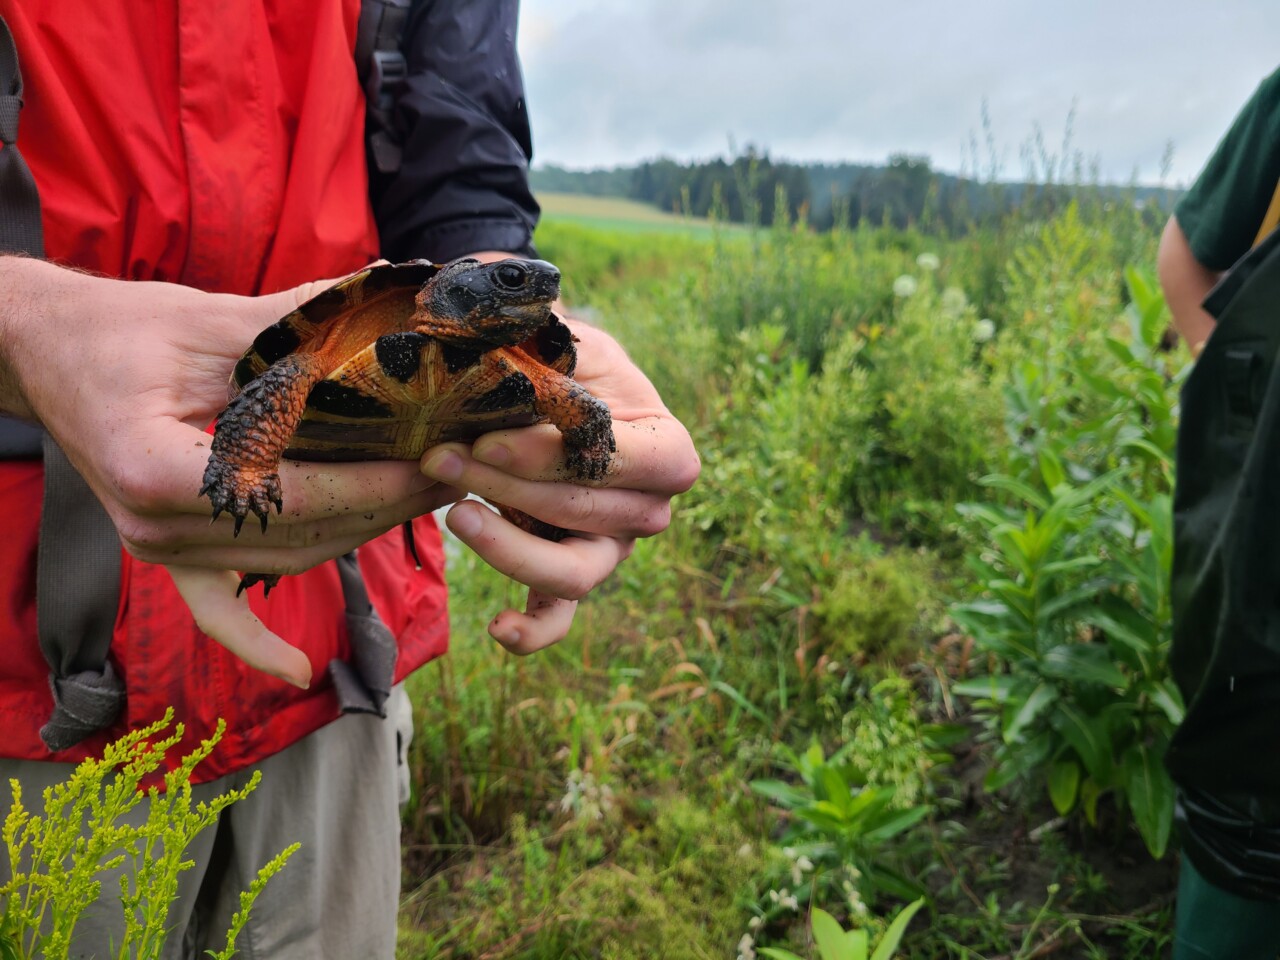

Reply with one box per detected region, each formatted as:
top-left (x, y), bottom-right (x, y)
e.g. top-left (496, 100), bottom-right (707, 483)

top-left (532, 148), bottom-right (1179, 233)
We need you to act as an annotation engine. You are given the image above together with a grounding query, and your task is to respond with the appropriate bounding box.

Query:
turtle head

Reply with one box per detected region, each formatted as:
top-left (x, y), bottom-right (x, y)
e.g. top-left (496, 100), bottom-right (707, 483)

top-left (414, 257), bottom-right (562, 346)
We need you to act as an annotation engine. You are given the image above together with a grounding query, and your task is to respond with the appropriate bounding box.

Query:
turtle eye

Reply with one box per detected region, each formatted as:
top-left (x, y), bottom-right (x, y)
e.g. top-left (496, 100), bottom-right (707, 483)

top-left (493, 263), bottom-right (528, 290)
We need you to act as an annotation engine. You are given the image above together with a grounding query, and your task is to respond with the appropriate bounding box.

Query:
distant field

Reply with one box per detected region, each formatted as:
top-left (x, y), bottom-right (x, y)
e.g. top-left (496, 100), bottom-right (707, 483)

top-left (536, 191), bottom-right (722, 235)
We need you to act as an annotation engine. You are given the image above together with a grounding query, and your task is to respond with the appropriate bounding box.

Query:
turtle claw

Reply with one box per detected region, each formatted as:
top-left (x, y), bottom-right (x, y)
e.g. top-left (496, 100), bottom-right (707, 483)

top-left (200, 457), bottom-right (284, 536)
top-left (236, 572), bottom-right (281, 597)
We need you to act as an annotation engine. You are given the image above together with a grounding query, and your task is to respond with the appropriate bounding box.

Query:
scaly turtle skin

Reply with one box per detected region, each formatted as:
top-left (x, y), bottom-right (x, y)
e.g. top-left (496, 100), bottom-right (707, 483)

top-left (200, 258), bottom-right (615, 593)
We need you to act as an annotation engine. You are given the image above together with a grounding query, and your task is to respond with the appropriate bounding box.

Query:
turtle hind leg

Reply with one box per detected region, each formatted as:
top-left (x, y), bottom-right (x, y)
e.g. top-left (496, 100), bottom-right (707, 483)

top-left (201, 353), bottom-right (326, 535)
top-left (496, 503), bottom-right (570, 542)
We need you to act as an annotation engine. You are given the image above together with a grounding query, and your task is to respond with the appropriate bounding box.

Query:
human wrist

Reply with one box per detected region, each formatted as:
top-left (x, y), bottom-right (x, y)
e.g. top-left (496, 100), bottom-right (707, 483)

top-left (0, 256), bottom-right (47, 420)
top-left (0, 256), bottom-right (89, 421)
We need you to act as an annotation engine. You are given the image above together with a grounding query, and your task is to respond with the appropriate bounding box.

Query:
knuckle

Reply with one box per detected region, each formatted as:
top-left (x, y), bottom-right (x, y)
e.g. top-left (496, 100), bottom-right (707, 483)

top-left (107, 461), bottom-right (171, 514)
top-left (114, 515), bottom-right (174, 558)
top-left (558, 569), bottom-right (597, 602)
top-left (631, 502), bottom-right (671, 538)
top-left (670, 448), bottom-right (702, 494)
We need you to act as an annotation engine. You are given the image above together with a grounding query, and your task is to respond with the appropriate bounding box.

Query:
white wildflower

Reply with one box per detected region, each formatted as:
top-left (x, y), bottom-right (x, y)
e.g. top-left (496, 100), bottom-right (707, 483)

top-left (892, 274), bottom-right (918, 298)
top-left (941, 286), bottom-right (968, 315)
top-left (973, 318), bottom-right (996, 343)
top-left (738, 843), bottom-right (754, 858)
top-left (737, 933), bottom-right (757, 960)
top-left (781, 892), bottom-right (800, 912)
top-left (916, 252), bottom-right (941, 271)
top-left (748, 915), bottom-right (763, 932)
top-left (790, 854), bottom-right (815, 886)
top-left (559, 769), bottom-right (614, 821)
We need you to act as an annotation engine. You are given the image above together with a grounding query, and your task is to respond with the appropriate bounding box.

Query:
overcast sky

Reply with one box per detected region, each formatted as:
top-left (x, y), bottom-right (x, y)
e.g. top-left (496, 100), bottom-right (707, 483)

top-left (518, 1), bottom-right (1277, 186)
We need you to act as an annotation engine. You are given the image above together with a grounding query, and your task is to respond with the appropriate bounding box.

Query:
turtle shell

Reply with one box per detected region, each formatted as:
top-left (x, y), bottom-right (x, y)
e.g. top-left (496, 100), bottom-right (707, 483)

top-left (231, 260), bottom-right (578, 462)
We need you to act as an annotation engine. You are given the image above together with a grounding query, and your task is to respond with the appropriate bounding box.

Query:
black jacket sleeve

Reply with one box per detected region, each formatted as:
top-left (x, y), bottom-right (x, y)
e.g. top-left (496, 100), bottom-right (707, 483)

top-left (371, 0), bottom-right (540, 263)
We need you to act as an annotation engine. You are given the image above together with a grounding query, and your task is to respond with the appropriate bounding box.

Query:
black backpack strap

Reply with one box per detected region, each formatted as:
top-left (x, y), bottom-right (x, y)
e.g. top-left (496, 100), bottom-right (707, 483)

top-left (0, 15), bottom-right (125, 751)
top-left (356, 0), bottom-right (411, 176)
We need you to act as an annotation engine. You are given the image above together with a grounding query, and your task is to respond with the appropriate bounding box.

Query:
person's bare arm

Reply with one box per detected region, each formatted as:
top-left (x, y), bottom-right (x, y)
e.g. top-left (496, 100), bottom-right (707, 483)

top-left (1157, 215), bottom-right (1222, 357)
top-left (0, 256), bottom-right (460, 685)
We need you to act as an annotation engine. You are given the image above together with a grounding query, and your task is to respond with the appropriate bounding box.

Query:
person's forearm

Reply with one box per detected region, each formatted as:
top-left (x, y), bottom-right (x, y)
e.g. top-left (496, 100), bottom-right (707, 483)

top-left (0, 255), bottom-right (66, 421)
top-left (1157, 216), bottom-right (1220, 356)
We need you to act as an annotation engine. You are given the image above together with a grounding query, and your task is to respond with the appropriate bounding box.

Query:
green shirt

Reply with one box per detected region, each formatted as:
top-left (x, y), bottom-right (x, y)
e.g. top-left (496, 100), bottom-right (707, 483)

top-left (1176, 66), bottom-right (1280, 271)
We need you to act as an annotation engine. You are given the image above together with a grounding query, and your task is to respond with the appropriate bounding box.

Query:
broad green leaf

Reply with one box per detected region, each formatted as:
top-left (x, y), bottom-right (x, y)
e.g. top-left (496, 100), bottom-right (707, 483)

top-left (1047, 758), bottom-right (1081, 814)
top-left (812, 907), bottom-right (853, 960)
top-left (862, 805), bottom-right (931, 844)
top-left (1082, 607), bottom-right (1157, 658)
top-left (1038, 556), bottom-right (1104, 579)
top-left (951, 675), bottom-right (1017, 701)
top-left (869, 897), bottom-right (927, 960)
top-left (977, 474), bottom-right (1051, 510)
top-left (1036, 579), bottom-right (1115, 623)
top-left (1081, 777), bottom-right (1103, 826)
top-left (1003, 682), bottom-right (1058, 743)
top-left (1149, 680), bottom-right (1186, 725)
top-left (1118, 437), bottom-right (1173, 468)
top-left (749, 779), bottom-right (809, 810)
top-left (847, 930), bottom-right (870, 960)
top-left (1123, 743), bottom-right (1174, 859)
top-left (1038, 448), bottom-right (1067, 492)
top-left (820, 765), bottom-right (852, 813)
top-left (844, 785), bottom-right (894, 825)
top-left (796, 801), bottom-right (853, 833)
top-left (1052, 703), bottom-right (1112, 783)
top-left (1039, 645), bottom-right (1127, 689)
top-left (759, 949), bottom-right (806, 960)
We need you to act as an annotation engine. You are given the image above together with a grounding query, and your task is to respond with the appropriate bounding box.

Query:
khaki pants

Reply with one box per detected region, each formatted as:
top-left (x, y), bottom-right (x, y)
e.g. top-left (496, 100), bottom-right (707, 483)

top-left (0, 686), bottom-right (413, 960)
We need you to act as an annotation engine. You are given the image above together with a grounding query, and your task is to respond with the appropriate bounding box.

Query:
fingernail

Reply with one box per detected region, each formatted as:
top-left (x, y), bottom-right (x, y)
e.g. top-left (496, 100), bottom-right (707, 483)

top-left (449, 503), bottom-right (483, 539)
top-left (423, 450), bottom-right (464, 482)
top-left (473, 442), bottom-right (510, 467)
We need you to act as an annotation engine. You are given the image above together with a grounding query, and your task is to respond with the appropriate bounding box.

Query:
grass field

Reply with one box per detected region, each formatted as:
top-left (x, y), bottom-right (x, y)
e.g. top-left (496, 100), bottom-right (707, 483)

top-left (535, 191), bottom-right (724, 234)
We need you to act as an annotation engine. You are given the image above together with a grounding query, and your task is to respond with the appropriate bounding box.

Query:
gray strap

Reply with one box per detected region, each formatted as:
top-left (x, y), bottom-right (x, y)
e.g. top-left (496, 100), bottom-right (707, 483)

top-left (329, 551), bottom-right (398, 717)
top-left (0, 17), bottom-right (125, 751)
top-left (0, 16), bottom-right (44, 258)
top-left (0, 16), bottom-right (47, 459)
top-left (36, 438), bottom-right (125, 750)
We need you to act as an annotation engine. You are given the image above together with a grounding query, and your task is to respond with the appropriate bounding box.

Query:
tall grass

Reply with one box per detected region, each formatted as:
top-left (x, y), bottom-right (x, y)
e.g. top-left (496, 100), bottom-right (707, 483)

top-left (397, 189), bottom-right (1179, 958)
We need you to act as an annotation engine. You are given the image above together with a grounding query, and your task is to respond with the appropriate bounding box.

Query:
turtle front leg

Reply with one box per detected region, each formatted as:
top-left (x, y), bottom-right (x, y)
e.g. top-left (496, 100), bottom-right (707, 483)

top-left (201, 354), bottom-right (326, 535)
top-left (504, 349), bottom-right (616, 482)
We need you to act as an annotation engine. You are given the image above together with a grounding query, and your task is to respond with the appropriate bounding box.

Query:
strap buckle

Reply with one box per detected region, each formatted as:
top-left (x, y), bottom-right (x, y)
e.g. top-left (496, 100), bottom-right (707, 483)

top-left (366, 49), bottom-right (407, 113)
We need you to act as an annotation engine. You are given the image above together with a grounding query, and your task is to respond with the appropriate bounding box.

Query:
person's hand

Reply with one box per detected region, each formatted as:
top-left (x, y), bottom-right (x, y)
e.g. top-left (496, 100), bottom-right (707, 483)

top-left (420, 318), bottom-right (699, 654)
top-left (0, 257), bottom-right (460, 687)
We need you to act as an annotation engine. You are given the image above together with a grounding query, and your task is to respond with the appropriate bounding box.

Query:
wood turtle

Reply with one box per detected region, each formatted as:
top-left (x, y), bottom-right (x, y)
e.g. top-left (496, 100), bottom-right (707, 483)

top-left (200, 257), bottom-right (616, 592)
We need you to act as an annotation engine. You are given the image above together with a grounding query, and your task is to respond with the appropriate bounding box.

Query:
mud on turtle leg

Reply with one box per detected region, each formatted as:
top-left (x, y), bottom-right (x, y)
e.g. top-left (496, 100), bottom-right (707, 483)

top-left (201, 353), bottom-right (327, 535)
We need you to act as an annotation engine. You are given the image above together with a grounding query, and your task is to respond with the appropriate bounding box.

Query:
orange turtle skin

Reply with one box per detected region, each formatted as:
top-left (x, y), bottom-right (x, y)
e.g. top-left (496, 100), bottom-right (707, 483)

top-left (200, 258), bottom-right (615, 592)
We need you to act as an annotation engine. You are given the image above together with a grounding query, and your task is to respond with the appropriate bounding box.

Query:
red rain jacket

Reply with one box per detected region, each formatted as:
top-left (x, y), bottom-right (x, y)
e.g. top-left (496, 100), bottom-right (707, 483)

top-left (0, 1), bottom-right (538, 779)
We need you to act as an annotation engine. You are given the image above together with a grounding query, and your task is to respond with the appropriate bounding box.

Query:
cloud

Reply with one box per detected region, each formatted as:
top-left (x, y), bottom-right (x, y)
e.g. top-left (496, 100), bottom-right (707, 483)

top-left (518, 0), bottom-right (1277, 184)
